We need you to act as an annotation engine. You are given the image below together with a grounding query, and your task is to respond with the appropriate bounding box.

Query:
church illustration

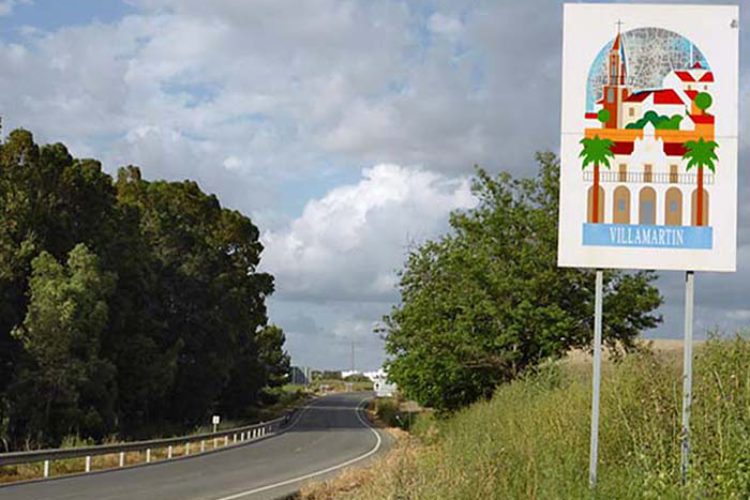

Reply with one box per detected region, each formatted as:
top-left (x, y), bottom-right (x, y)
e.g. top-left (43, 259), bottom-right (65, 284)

top-left (580, 27), bottom-right (717, 250)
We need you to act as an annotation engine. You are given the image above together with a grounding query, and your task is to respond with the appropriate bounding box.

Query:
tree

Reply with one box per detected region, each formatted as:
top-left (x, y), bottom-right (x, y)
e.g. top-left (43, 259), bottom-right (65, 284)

top-left (383, 153), bottom-right (663, 412)
top-left (257, 325), bottom-right (291, 388)
top-left (694, 92), bottom-right (713, 113)
top-left (579, 136), bottom-right (614, 223)
top-left (0, 130), bottom-right (285, 448)
top-left (10, 245), bottom-right (116, 445)
top-left (682, 138), bottom-right (718, 226)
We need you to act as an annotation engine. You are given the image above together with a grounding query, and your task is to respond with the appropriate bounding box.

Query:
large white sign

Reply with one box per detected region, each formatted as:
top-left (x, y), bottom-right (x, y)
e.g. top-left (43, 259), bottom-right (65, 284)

top-left (558, 4), bottom-right (738, 272)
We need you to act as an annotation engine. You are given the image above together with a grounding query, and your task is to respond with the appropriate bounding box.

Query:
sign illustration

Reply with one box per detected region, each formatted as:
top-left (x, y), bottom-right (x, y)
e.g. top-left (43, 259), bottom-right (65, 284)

top-left (558, 4), bottom-right (738, 272)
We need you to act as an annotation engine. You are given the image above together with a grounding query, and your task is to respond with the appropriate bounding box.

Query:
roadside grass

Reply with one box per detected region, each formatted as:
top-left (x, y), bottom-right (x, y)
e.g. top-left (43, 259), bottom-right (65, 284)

top-left (303, 334), bottom-right (750, 499)
top-left (0, 385), bottom-right (312, 484)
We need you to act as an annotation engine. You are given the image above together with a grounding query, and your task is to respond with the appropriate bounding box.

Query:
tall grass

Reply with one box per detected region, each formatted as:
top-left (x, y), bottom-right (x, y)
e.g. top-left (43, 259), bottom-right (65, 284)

top-left (345, 334), bottom-right (750, 499)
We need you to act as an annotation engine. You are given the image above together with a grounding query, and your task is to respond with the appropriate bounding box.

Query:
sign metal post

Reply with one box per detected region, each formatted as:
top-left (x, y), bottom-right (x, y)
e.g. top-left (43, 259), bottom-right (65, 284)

top-left (680, 271), bottom-right (695, 483)
top-left (589, 269), bottom-right (604, 488)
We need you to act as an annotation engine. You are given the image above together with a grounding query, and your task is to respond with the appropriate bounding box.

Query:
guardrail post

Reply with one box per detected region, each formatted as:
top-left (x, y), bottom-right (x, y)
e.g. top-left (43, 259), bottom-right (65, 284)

top-left (233, 433), bottom-right (237, 443)
top-left (43, 460), bottom-right (49, 478)
top-left (200, 440), bottom-right (205, 452)
top-left (146, 449), bottom-right (151, 463)
top-left (85, 455), bottom-right (91, 473)
top-left (167, 445), bottom-right (173, 459)
top-left (119, 451), bottom-right (125, 467)
top-left (224, 436), bottom-right (229, 446)
top-left (186, 442), bottom-right (191, 455)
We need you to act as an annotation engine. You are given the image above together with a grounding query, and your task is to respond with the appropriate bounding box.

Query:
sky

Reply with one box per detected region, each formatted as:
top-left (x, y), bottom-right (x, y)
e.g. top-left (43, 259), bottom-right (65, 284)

top-left (0, 0), bottom-right (746, 371)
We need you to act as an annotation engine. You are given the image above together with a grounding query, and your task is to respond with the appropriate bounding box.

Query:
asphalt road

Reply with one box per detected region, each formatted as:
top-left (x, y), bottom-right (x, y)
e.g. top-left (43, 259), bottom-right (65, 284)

top-left (0, 392), bottom-right (386, 500)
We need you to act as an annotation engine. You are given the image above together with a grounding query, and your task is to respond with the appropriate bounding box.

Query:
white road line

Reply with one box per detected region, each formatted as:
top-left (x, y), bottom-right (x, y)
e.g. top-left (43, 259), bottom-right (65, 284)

top-left (212, 396), bottom-right (382, 500)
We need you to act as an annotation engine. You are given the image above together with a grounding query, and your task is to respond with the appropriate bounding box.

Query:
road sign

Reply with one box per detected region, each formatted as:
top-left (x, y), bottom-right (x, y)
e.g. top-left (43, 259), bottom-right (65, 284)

top-left (558, 3), bottom-right (738, 272)
top-left (212, 415), bottom-right (220, 425)
top-left (558, 3), bottom-right (739, 488)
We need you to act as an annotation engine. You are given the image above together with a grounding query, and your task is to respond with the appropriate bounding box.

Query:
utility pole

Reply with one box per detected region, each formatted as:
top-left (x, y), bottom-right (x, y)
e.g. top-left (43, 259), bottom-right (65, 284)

top-left (350, 340), bottom-right (355, 373)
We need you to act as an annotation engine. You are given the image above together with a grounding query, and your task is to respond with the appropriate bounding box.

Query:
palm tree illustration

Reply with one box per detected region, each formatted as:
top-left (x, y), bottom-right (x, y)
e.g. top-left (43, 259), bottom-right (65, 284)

top-left (682, 137), bottom-right (718, 226)
top-left (580, 135), bottom-right (614, 224)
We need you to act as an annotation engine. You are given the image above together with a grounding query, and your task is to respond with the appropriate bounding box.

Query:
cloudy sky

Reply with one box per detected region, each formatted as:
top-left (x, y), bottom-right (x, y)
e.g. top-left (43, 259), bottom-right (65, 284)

top-left (0, 0), bottom-right (746, 370)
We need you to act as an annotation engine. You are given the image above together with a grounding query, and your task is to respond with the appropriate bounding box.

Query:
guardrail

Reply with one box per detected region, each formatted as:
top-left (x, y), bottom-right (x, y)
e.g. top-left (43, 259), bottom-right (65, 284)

top-left (0, 410), bottom-right (296, 480)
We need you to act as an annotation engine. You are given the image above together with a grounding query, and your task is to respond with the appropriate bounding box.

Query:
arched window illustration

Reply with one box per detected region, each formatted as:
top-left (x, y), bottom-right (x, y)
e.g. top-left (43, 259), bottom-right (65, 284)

top-left (665, 187), bottom-right (683, 226)
top-left (691, 189), bottom-right (710, 226)
top-left (639, 187), bottom-right (656, 225)
top-left (587, 186), bottom-right (605, 223)
top-left (613, 186), bottom-right (630, 224)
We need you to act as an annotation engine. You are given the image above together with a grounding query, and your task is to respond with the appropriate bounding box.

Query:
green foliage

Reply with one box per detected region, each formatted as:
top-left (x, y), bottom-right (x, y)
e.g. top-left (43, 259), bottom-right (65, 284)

top-left (374, 398), bottom-right (400, 427)
top-left (625, 111), bottom-right (683, 130)
top-left (0, 130), bottom-right (286, 448)
top-left (352, 336), bottom-right (750, 499)
top-left (313, 370), bottom-right (343, 381)
top-left (343, 373), bottom-right (371, 383)
top-left (579, 136), bottom-right (615, 169)
top-left (683, 137), bottom-right (719, 173)
top-left (695, 92), bottom-right (713, 112)
top-left (11, 245), bottom-right (116, 443)
top-left (383, 153), bottom-right (662, 412)
top-left (597, 109), bottom-right (611, 124)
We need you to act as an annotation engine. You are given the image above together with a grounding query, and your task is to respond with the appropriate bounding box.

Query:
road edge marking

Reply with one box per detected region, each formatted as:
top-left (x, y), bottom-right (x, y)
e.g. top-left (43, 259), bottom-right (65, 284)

top-left (212, 396), bottom-right (382, 500)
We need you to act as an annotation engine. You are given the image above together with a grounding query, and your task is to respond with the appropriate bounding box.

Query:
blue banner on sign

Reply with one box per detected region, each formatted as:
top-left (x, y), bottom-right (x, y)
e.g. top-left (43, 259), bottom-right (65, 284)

top-left (582, 224), bottom-right (712, 250)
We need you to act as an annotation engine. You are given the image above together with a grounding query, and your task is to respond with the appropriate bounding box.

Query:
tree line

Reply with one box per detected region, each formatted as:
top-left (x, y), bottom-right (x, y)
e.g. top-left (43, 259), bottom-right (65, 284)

top-left (383, 153), bottom-right (663, 412)
top-left (0, 130), bottom-right (289, 449)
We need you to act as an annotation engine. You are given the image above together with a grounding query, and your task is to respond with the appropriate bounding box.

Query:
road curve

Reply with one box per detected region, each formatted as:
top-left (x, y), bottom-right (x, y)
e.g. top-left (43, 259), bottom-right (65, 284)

top-left (0, 392), bottom-right (386, 500)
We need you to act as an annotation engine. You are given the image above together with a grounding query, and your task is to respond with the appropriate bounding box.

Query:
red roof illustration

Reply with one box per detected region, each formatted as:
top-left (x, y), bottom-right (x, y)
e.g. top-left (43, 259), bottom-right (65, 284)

top-left (663, 143), bottom-right (687, 157)
top-left (611, 142), bottom-right (634, 155)
top-left (624, 89), bottom-right (684, 105)
top-left (699, 72), bottom-right (714, 82)
top-left (689, 113), bottom-right (715, 124)
top-left (685, 90), bottom-right (699, 100)
top-left (675, 71), bottom-right (694, 82)
top-left (612, 33), bottom-right (622, 50)
top-left (653, 89), bottom-right (685, 104)
top-left (624, 91), bottom-right (650, 103)
top-left (691, 61), bottom-right (704, 69)
top-left (608, 142), bottom-right (695, 157)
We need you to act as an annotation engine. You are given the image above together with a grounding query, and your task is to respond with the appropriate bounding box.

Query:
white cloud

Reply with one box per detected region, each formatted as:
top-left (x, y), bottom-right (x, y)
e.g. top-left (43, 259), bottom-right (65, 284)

top-left (428, 13), bottom-right (463, 38)
top-left (0, 0), bottom-right (31, 17)
top-left (262, 164), bottom-right (476, 302)
top-left (0, 0), bottom-right (748, 369)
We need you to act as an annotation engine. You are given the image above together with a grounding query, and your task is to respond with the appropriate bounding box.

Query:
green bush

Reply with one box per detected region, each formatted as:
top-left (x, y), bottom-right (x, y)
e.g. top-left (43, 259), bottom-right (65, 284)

top-left (352, 334), bottom-right (750, 499)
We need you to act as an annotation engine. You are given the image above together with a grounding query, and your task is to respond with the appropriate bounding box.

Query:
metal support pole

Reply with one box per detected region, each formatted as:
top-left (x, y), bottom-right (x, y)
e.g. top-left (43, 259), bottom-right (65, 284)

top-left (681, 271), bottom-right (695, 483)
top-left (168, 445), bottom-right (173, 459)
top-left (85, 455), bottom-right (91, 473)
top-left (146, 449), bottom-right (151, 463)
top-left (119, 451), bottom-right (125, 467)
top-left (43, 460), bottom-right (49, 478)
top-left (589, 269), bottom-right (604, 488)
